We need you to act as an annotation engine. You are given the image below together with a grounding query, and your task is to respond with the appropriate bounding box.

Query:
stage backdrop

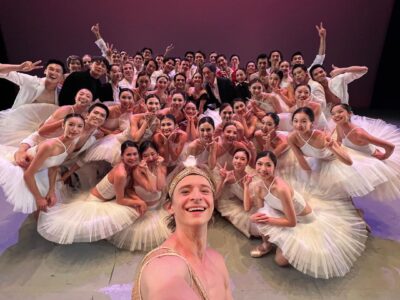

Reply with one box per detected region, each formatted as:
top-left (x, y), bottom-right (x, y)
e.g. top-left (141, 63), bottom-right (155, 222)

top-left (0, 0), bottom-right (395, 108)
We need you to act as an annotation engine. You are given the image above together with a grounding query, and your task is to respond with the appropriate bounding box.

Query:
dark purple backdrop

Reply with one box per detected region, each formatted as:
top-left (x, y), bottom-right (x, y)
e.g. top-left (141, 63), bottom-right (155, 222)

top-left (0, 0), bottom-right (394, 108)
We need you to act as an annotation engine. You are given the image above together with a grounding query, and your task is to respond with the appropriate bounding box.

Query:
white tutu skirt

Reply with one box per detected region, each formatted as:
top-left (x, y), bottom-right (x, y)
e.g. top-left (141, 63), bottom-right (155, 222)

top-left (37, 193), bottom-right (139, 244)
top-left (0, 103), bottom-right (58, 147)
top-left (217, 193), bottom-right (254, 238)
top-left (306, 157), bottom-right (378, 199)
top-left (83, 129), bottom-right (130, 165)
top-left (0, 158), bottom-right (50, 213)
top-left (276, 149), bottom-right (310, 191)
top-left (108, 205), bottom-right (171, 252)
top-left (256, 195), bottom-right (367, 279)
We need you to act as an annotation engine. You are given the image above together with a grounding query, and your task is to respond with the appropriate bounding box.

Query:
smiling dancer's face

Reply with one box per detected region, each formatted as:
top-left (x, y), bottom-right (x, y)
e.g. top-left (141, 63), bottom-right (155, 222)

top-left (292, 112), bottom-right (312, 133)
top-left (256, 155), bottom-right (275, 179)
top-left (121, 146), bottom-right (140, 167)
top-left (169, 175), bottom-right (214, 229)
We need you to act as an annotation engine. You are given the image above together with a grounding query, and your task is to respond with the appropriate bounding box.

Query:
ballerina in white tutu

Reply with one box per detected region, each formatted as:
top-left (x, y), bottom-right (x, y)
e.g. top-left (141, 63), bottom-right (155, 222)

top-left (0, 113), bottom-right (84, 213)
top-left (279, 83), bottom-right (328, 131)
top-left (215, 149), bottom-right (259, 238)
top-left (37, 141), bottom-right (146, 244)
top-left (331, 103), bottom-right (400, 201)
top-left (108, 141), bottom-right (170, 251)
top-left (98, 88), bottom-right (134, 136)
top-left (288, 107), bottom-right (375, 199)
top-left (11, 89), bottom-right (94, 166)
top-left (247, 78), bottom-right (283, 119)
top-left (185, 117), bottom-right (215, 166)
top-left (129, 94), bottom-right (161, 143)
top-left (231, 98), bottom-right (258, 139)
top-left (244, 151), bottom-right (367, 279)
top-left (253, 112), bottom-right (306, 187)
top-left (153, 114), bottom-right (187, 170)
top-left (214, 103), bottom-right (244, 139)
top-left (209, 121), bottom-right (255, 170)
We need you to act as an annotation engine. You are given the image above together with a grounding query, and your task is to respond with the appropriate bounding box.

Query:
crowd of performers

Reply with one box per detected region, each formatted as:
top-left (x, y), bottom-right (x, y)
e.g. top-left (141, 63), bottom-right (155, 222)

top-left (1, 22), bottom-right (399, 280)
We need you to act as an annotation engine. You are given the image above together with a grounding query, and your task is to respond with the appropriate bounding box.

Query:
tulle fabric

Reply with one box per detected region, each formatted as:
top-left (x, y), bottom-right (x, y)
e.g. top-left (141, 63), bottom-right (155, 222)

top-left (0, 103), bottom-right (58, 147)
top-left (257, 193), bottom-right (367, 279)
top-left (108, 204), bottom-right (171, 252)
top-left (83, 129), bottom-right (130, 165)
top-left (0, 158), bottom-right (50, 213)
top-left (216, 183), bottom-right (255, 238)
top-left (37, 193), bottom-right (139, 244)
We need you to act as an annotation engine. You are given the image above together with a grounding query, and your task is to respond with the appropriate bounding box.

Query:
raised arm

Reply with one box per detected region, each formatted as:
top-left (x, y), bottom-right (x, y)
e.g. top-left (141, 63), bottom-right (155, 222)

top-left (325, 135), bottom-right (353, 165)
top-left (329, 64), bottom-right (368, 80)
top-left (0, 60), bottom-right (43, 74)
top-left (309, 22), bottom-right (327, 68)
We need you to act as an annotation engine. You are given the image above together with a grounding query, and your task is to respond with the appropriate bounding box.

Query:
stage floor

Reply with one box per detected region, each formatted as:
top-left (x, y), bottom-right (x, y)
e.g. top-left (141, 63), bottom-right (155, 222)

top-left (0, 213), bottom-right (399, 300)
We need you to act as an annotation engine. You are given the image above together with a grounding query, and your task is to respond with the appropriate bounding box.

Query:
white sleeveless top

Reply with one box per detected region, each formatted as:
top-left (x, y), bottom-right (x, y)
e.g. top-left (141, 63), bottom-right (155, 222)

top-left (299, 130), bottom-right (334, 160)
top-left (262, 178), bottom-right (306, 215)
top-left (342, 127), bottom-right (376, 155)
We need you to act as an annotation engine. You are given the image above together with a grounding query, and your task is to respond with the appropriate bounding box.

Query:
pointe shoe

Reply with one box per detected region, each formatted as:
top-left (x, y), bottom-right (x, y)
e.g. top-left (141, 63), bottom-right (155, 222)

top-left (250, 244), bottom-right (271, 258)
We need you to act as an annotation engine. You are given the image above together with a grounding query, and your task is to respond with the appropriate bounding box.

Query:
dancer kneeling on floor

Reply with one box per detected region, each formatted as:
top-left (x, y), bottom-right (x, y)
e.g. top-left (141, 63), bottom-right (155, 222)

top-left (244, 151), bottom-right (367, 279)
top-left (37, 141), bottom-right (145, 244)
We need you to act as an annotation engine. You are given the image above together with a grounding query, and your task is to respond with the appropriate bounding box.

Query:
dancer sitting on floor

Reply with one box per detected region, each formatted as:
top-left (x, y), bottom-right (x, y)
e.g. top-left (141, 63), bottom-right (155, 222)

top-left (244, 151), bottom-right (367, 279)
top-left (37, 141), bottom-right (145, 244)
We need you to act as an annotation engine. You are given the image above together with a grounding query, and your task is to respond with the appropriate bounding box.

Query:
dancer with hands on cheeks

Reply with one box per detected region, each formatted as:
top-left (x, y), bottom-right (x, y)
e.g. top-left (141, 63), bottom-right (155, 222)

top-left (180, 100), bottom-right (199, 141)
top-left (254, 112), bottom-right (288, 155)
top-left (231, 98), bottom-right (258, 139)
top-left (243, 151), bottom-right (367, 279)
top-left (185, 117), bottom-right (216, 166)
top-left (216, 149), bottom-right (259, 238)
top-left (108, 141), bottom-right (170, 252)
top-left (209, 122), bottom-right (254, 170)
top-left (153, 114), bottom-right (187, 169)
top-left (130, 95), bottom-right (161, 143)
top-left (37, 141), bottom-right (145, 244)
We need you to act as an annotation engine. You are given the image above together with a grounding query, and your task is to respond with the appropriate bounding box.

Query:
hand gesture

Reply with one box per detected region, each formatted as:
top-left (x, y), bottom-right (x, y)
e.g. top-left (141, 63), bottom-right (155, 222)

top-left (105, 43), bottom-right (114, 58)
top-left (250, 212), bottom-right (270, 223)
top-left (243, 174), bottom-right (254, 187)
top-left (325, 135), bottom-right (334, 149)
top-left (168, 128), bottom-right (179, 143)
top-left (156, 155), bottom-right (165, 166)
top-left (165, 43), bottom-right (174, 54)
top-left (14, 150), bottom-right (32, 169)
top-left (19, 60), bottom-right (43, 72)
top-left (329, 64), bottom-right (342, 78)
top-left (224, 170), bottom-right (236, 184)
top-left (372, 149), bottom-right (387, 160)
top-left (36, 197), bottom-right (48, 212)
top-left (218, 162), bottom-right (229, 178)
top-left (91, 23), bottom-right (100, 35)
top-left (138, 159), bottom-right (149, 170)
top-left (94, 130), bottom-right (105, 139)
top-left (46, 191), bottom-right (57, 208)
top-left (135, 199), bottom-right (148, 216)
top-left (262, 134), bottom-right (272, 150)
top-left (316, 22), bottom-right (326, 38)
